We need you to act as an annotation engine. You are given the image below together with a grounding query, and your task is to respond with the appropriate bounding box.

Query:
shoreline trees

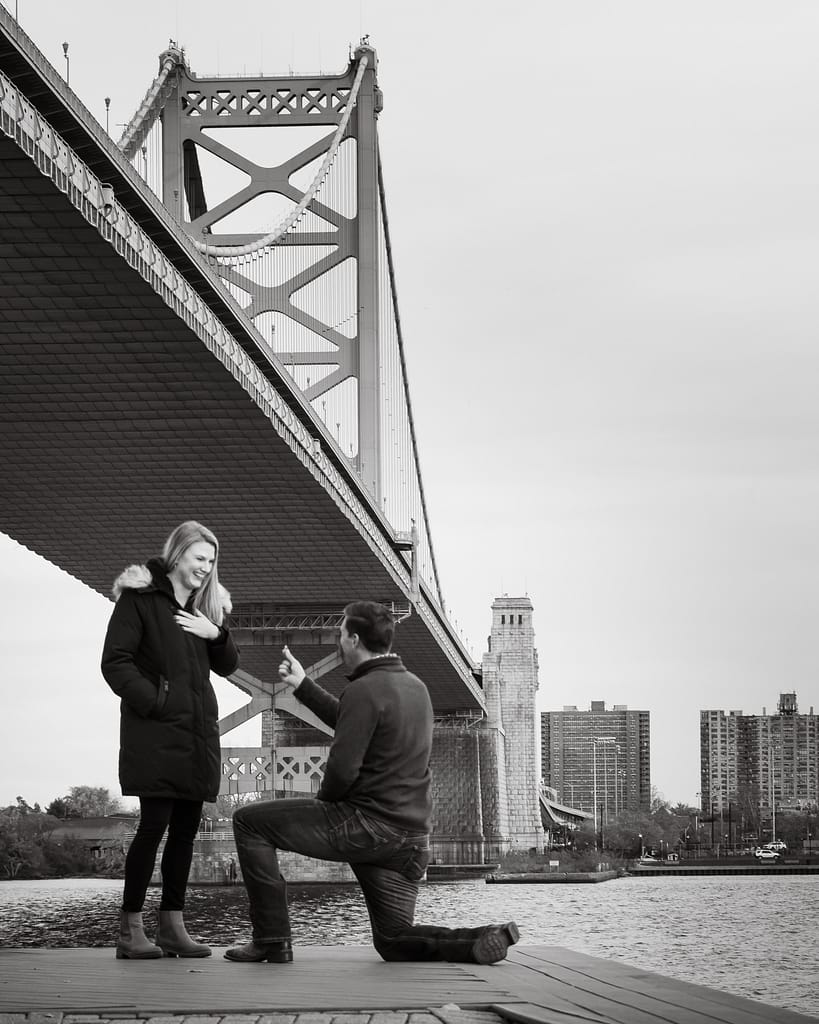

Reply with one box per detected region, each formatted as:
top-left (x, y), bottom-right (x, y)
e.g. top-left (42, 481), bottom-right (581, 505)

top-left (0, 790), bottom-right (132, 879)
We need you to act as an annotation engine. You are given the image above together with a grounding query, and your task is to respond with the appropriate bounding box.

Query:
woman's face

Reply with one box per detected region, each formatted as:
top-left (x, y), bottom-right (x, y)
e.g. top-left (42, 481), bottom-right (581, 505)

top-left (171, 540), bottom-right (216, 591)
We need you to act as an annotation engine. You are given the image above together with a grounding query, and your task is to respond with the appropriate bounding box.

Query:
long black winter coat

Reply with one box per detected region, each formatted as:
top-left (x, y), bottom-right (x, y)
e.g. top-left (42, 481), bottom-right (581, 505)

top-left (100, 558), bottom-right (239, 803)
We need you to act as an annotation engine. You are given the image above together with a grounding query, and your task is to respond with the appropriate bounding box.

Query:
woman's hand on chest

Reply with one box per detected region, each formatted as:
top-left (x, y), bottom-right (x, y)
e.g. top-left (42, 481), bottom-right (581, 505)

top-left (174, 609), bottom-right (221, 641)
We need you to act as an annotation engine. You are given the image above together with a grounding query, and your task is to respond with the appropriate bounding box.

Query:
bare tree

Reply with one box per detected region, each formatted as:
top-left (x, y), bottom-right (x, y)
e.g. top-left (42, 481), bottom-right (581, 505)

top-left (204, 792), bottom-right (269, 819)
top-left (63, 786), bottom-right (123, 818)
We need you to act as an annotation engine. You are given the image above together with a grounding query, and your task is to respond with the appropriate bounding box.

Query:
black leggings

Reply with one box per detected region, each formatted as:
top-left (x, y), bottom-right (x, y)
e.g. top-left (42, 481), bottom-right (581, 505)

top-left (122, 797), bottom-right (203, 912)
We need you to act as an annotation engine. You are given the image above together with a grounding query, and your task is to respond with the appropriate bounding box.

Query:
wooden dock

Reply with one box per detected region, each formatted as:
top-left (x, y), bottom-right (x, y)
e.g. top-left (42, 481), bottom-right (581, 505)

top-left (628, 863), bottom-right (819, 877)
top-left (0, 944), bottom-right (814, 1023)
top-left (486, 871), bottom-right (620, 884)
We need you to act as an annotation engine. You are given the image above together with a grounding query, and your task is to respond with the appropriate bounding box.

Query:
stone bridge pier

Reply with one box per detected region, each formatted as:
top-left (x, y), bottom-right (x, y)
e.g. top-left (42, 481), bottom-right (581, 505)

top-left (428, 596), bottom-right (544, 867)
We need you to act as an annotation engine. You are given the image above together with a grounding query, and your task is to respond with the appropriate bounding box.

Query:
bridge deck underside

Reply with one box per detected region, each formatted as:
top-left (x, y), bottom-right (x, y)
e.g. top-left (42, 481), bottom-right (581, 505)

top-left (0, 136), bottom-right (481, 712)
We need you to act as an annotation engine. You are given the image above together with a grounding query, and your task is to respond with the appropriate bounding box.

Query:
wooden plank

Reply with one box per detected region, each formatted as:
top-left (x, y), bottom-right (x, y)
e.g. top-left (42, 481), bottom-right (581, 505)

top-left (556, 955), bottom-right (813, 1024)
top-left (519, 944), bottom-right (809, 1023)
top-left (494, 948), bottom-right (812, 1024)
top-left (491, 1003), bottom-right (614, 1024)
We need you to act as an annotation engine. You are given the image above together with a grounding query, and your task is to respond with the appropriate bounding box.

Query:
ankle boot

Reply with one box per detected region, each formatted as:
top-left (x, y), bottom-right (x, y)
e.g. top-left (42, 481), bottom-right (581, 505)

top-left (156, 910), bottom-right (212, 958)
top-left (116, 911), bottom-right (163, 959)
top-left (224, 938), bottom-right (294, 963)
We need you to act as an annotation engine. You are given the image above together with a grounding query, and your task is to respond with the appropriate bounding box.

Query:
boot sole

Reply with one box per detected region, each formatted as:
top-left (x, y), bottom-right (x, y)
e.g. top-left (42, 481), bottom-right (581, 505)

top-left (115, 948), bottom-right (163, 959)
top-left (224, 950), bottom-right (294, 963)
top-left (472, 921), bottom-right (521, 965)
top-left (159, 947), bottom-right (212, 958)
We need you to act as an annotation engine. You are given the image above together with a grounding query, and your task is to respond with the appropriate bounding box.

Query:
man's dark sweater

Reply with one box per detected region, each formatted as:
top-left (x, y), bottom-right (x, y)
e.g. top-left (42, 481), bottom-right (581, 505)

top-left (294, 654), bottom-right (433, 833)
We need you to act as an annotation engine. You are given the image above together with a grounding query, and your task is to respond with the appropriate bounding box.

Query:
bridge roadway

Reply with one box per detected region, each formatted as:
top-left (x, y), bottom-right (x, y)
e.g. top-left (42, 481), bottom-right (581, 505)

top-left (0, 14), bottom-right (482, 713)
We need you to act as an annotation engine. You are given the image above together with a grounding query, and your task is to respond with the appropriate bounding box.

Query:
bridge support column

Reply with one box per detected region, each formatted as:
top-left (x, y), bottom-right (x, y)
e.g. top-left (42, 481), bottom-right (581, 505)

top-left (354, 43), bottom-right (383, 502)
top-left (429, 721), bottom-right (488, 865)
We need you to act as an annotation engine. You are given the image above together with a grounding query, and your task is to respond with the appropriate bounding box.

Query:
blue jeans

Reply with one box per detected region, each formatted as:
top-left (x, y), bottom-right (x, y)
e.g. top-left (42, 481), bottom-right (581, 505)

top-left (232, 798), bottom-right (491, 962)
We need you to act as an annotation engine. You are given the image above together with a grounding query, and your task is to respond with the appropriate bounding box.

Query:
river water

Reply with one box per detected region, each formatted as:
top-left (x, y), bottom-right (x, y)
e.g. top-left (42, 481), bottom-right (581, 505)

top-left (1, 875), bottom-right (816, 1019)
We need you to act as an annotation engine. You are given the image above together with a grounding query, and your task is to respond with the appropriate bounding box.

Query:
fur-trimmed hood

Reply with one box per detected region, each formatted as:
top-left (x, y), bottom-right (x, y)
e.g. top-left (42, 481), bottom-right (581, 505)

top-left (112, 562), bottom-right (232, 614)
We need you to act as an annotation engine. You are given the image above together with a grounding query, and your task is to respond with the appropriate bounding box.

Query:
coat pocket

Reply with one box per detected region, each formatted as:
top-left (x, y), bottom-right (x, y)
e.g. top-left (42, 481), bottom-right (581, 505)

top-left (152, 676), bottom-right (170, 719)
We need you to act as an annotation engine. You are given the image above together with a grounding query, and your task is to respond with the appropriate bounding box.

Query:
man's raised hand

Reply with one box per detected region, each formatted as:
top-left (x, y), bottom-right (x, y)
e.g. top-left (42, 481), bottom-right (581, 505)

top-left (278, 645), bottom-right (306, 688)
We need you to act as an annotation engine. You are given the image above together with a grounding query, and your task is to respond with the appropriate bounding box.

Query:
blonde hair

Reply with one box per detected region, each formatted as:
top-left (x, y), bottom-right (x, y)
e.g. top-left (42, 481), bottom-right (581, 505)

top-left (161, 520), bottom-right (226, 625)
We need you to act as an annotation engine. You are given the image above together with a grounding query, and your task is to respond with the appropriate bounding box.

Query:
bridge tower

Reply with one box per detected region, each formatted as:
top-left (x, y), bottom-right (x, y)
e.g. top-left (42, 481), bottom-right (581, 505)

top-left (426, 596), bottom-right (544, 865)
top-left (132, 43), bottom-right (387, 503)
top-left (481, 596), bottom-right (545, 851)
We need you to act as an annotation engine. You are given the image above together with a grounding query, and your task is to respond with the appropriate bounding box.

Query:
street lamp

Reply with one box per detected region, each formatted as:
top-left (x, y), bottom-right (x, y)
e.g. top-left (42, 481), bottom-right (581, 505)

top-left (638, 832), bottom-right (644, 858)
top-left (769, 751), bottom-right (777, 842)
top-left (612, 743), bottom-right (621, 815)
top-left (592, 741), bottom-right (598, 847)
top-left (592, 737), bottom-right (616, 841)
top-left (62, 42), bottom-right (69, 86)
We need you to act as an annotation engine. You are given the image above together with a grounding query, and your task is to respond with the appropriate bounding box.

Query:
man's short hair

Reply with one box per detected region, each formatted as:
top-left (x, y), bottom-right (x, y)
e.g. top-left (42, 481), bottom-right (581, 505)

top-left (343, 601), bottom-right (395, 653)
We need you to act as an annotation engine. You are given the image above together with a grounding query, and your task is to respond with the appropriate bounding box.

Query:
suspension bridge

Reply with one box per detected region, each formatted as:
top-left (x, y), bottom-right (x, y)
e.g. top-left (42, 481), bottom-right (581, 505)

top-left (0, 11), bottom-right (544, 859)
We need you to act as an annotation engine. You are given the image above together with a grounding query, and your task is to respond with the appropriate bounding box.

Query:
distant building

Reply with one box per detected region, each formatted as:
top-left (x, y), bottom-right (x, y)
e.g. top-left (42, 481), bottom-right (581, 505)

top-left (540, 702), bottom-right (651, 817)
top-left (700, 693), bottom-right (819, 819)
top-left (48, 815), bottom-right (136, 859)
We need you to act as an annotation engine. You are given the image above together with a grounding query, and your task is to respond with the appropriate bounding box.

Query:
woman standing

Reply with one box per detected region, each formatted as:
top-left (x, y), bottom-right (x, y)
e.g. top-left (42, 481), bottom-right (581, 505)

top-left (101, 521), bottom-right (239, 959)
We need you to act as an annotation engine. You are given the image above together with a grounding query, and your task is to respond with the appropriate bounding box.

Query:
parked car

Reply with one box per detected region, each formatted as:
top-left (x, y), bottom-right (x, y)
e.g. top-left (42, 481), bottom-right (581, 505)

top-left (754, 847), bottom-right (780, 861)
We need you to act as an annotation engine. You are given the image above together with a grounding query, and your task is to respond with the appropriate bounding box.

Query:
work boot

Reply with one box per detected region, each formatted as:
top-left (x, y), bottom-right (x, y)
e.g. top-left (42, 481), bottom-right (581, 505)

top-left (115, 911), bottom-right (163, 959)
top-left (224, 938), bottom-right (294, 963)
top-left (471, 921), bottom-right (520, 964)
top-left (155, 910), bottom-right (212, 958)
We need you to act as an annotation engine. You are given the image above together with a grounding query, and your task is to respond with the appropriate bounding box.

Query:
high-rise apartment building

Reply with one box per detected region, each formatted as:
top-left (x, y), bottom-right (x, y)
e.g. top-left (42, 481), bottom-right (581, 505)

top-left (540, 702), bottom-right (651, 816)
top-left (700, 693), bottom-right (819, 819)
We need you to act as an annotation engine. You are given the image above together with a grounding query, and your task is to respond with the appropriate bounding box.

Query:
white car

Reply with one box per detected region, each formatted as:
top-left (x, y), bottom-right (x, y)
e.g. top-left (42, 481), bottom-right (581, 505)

top-left (754, 847), bottom-right (780, 861)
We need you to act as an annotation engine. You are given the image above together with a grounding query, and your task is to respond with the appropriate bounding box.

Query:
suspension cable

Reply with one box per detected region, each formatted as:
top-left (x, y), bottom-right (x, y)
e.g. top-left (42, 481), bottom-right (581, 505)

top-left (192, 55), bottom-right (368, 259)
top-left (377, 154), bottom-right (445, 607)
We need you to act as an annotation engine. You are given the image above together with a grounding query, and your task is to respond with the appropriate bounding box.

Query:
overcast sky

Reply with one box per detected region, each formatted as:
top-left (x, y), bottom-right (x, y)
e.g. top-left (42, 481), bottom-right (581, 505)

top-left (2, 0), bottom-right (818, 811)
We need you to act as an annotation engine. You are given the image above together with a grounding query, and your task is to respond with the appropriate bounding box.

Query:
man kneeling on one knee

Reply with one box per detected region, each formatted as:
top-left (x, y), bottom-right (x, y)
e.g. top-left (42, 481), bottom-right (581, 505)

top-left (225, 600), bottom-right (519, 965)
